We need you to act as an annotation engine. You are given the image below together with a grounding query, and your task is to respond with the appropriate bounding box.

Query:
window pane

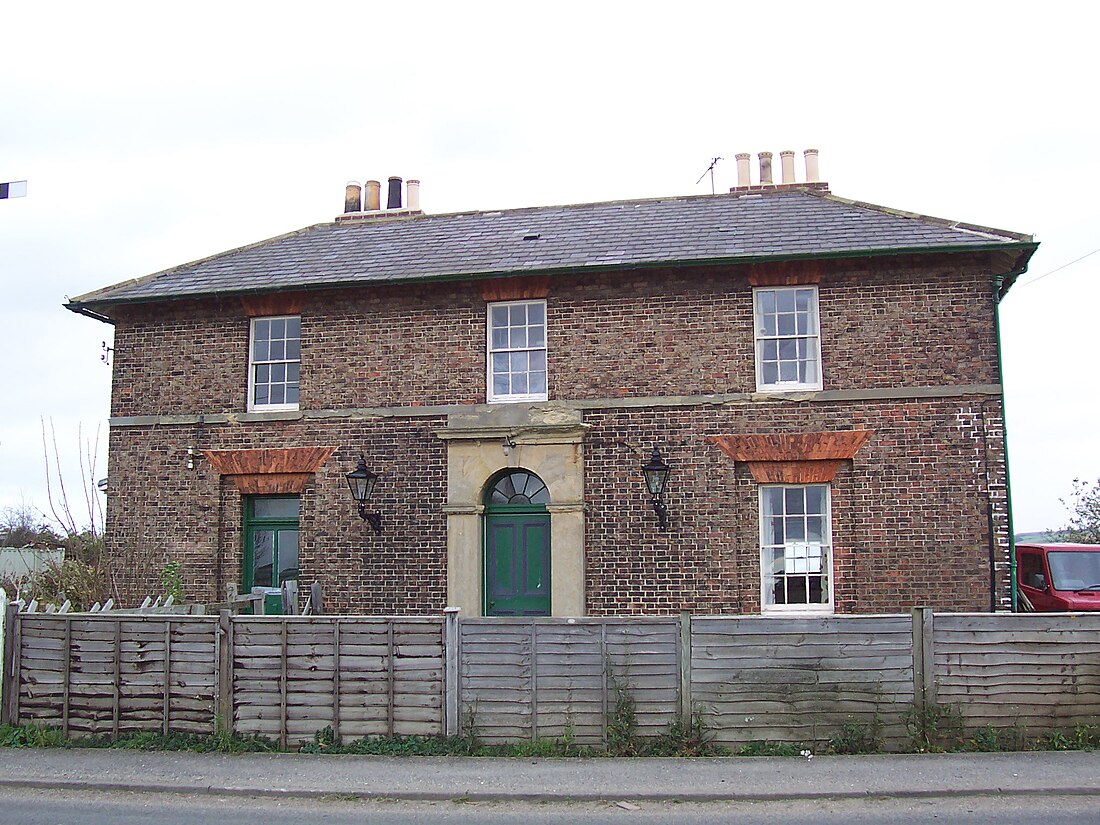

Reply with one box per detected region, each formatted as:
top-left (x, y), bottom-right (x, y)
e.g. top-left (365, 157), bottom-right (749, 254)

top-left (779, 361), bottom-right (798, 382)
top-left (253, 497), bottom-right (300, 519)
top-left (254, 385), bottom-right (269, 405)
top-left (778, 313), bottom-right (796, 336)
top-left (491, 305), bottom-right (509, 326)
top-left (530, 371), bottom-right (547, 393)
top-left (286, 339), bottom-right (300, 360)
top-left (270, 318), bottom-right (285, 339)
top-left (254, 340), bottom-right (270, 361)
top-left (776, 290), bottom-right (796, 312)
top-left (286, 316), bottom-right (301, 337)
top-left (785, 488), bottom-right (805, 514)
top-left (492, 328), bottom-right (508, 349)
top-left (270, 340), bottom-right (285, 360)
top-left (806, 486), bottom-right (825, 515)
top-left (769, 517), bottom-right (785, 546)
top-left (762, 340), bottom-right (778, 360)
top-left (762, 362), bottom-right (779, 385)
top-left (509, 327), bottom-right (527, 348)
top-left (786, 518), bottom-right (806, 541)
top-left (758, 291), bottom-right (776, 315)
top-left (252, 531), bottom-right (275, 587)
top-left (529, 350), bottom-right (546, 370)
top-left (529, 325), bottom-right (545, 347)
top-left (270, 385), bottom-right (285, 404)
top-left (527, 302), bottom-right (545, 324)
top-left (513, 373), bottom-right (529, 394)
top-left (795, 289), bottom-right (812, 311)
top-left (278, 530), bottom-right (299, 583)
top-left (510, 351), bottom-right (529, 373)
top-left (271, 363), bottom-right (286, 382)
top-left (807, 516), bottom-right (824, 543)
top-left (778, 339), bottom-right (798, 360)
top-left (287, 362), bottom-right (300, 382)
top-left (286, 385), bottom-right (299, 404)
top-left (763, 487), bottom-right (784, 517)
top-left (509, 304), bottom-right (526, 325)
top-left (492, 352), bottom-right (509, 374)
top-left (254, 320), bottom-right (271, 341)
top-left (494, 374), bottom-right (510, 395)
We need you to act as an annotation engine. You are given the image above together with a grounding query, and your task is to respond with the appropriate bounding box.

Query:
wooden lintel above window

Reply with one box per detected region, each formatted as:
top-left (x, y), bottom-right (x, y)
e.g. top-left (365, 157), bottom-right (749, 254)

top-left (240, 292), bottom-right (308, 317)
top-left (202, 446), bottom-right (336, 494)
top-left (745, 261), bottom-right (823, 287)
top-left (709, 430), bottom-right (872, 484)
top-left (480, 276), bottom-right (551, 302)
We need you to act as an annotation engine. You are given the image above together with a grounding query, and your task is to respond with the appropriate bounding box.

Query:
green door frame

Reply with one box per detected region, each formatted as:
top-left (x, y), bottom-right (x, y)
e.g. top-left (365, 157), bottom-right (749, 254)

top-left (242, 496), bottom-right (300, 608)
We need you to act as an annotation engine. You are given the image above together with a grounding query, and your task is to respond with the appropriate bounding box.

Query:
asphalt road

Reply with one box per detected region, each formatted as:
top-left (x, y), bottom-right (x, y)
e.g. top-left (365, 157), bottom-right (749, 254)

top-left (3, 788), bottom-right (1099, 825)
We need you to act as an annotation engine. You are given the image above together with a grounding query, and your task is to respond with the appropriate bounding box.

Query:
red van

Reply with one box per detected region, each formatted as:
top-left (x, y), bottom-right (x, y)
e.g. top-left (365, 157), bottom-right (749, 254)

top-left (1016, 543), bottom-right (1100, 611)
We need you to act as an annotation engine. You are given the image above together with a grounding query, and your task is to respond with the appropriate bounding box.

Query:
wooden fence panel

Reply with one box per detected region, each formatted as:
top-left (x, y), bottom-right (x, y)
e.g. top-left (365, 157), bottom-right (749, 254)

top-left (14, 614), bottom-right (218, 736)
top-left (691, 615), bottom-right (914, 748)
top-left (933, 613), bottom-right (1100, 732)
top-left (459, 618), bottom-right (679, 745)
top-left (230, 616), bottom-right (444, 747)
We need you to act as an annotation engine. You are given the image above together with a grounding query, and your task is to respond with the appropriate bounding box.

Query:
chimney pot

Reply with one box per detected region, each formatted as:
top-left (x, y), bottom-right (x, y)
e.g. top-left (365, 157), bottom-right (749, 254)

top-left (780, 150), bottom-right (796, 184)
top-left (407, 179), bottom-right (420, 211)
top-left (735, 153), bottom-right (751, 187)
top-left (344, 181), bottom-right (362, 213)
top-left (364, 180), bottom-right (381, 211)
top-left (387, 176), bottom-right (403, 209)
top-left (758, 152), bottom-right (773, 186)
top-left (804, 149), bottom-right (820, 183)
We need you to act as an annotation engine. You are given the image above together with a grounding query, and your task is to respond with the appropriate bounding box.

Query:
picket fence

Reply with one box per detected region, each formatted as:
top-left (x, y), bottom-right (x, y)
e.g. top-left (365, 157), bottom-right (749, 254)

top-left (2, 604), bottom-right (1099, 749)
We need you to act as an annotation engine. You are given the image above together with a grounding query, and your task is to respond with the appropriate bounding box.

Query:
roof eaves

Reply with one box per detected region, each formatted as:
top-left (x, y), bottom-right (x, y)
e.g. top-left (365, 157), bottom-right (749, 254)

top-left (814, 189), bottom-right (1034, 244)
top-left (67, 241), bottom-right (1040, 314)
top-left (66, 222), bottom-right (332, 306)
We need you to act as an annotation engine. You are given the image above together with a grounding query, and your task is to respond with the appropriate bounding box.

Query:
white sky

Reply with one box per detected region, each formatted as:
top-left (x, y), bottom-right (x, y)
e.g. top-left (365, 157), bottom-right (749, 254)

top-left (1, 1), bottom-right (1096, 533)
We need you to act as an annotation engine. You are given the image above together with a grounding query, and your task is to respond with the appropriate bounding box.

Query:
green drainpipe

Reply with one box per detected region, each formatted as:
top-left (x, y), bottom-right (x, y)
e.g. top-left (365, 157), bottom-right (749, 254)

top-left (993, 273), bottom-right (1018, 612)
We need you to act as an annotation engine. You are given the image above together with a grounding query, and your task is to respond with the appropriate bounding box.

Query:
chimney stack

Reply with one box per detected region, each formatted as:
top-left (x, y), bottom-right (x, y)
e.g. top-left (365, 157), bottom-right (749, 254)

top-left (406, 179), bottom-right (420, 211)
top-left (387, 176), bottom-right (403, 209)
top-left (804, 149), bottom-right (820, 183)
top-left (735, 153), bottom-right (751, 187)
top-left (780, 150), bottom-right (795, 184)
top-left (758, 152), bottom-right (773, 186)
top-left (344, 181), bottom-right (362, 213)
top-left (364, 180), bottom-right (381, 211)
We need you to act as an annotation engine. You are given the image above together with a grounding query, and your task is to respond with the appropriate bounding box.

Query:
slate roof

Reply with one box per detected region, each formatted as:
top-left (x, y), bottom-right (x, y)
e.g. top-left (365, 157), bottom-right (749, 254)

top-left (69, 187), bottom-right (1036, 311)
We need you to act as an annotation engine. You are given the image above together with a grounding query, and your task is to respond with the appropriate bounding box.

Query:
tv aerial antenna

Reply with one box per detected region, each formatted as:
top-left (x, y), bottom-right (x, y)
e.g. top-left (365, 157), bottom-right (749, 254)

top-left (696, 158), bottom-right (723, 194)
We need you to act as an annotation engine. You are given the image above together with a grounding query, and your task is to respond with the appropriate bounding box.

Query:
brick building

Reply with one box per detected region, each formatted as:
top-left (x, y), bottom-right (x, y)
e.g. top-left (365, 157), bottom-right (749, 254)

top-left (67, 154), bottom-right (1037, 615)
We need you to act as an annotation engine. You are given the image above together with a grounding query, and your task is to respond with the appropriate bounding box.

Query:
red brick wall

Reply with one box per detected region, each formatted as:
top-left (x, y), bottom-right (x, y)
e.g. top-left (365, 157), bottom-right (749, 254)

top-left (102, 252), bottom-right (1010, 613)
top-left (108, 254), bottom-right (1000, 417)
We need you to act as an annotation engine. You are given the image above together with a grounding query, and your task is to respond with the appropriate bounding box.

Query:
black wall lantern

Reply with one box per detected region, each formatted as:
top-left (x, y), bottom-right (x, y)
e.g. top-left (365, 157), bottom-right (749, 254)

top-left (346, 454), bottom-right (382, 534)
top-left (642, 446), bottom-right (671, 531)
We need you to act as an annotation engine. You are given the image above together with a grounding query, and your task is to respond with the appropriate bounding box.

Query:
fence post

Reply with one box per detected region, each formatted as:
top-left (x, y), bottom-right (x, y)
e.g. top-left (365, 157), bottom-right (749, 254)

top-left (679, 611), bottom-right (692, 723)
top-left (443, 607), bottom-right (460, 737)
top-left (0, 593), bottom-right (10, 726)
top-left (217, 610), bottom-right (232, 735)
top-left (911, 607), bottom-right (936, 707)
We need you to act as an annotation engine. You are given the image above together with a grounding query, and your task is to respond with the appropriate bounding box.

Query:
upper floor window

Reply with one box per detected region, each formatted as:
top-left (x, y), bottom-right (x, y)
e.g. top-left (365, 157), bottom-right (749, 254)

top-left (249, 315), bottom-right (300, 411)
top-left (760, 483), bottom-right (833, 614)
top-left (487, 300), bottom-right (547, 403)
top-left (754, 286), bottom-right (821, 391)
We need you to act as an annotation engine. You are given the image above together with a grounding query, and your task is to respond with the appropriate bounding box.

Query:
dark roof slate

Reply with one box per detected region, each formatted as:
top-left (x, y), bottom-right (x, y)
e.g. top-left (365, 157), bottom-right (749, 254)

top-left (70, 188), bottom-right (1035, 309)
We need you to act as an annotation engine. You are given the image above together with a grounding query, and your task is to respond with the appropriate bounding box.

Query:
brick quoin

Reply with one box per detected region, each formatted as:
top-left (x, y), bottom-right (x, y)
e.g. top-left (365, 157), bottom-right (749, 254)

top-left (102, 252), bottom-right (1013, 614)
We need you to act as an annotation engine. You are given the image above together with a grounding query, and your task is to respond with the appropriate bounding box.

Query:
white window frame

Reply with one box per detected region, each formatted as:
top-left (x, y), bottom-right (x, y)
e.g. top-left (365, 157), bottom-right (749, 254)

top-left (486, 299), bottom-right (548, 403)
top-left (753, 285), bottom-right (823, 392)
top-left (759, 483), bottom-right (833, 615)
top-left (247, 315), bottom-right (301, 412)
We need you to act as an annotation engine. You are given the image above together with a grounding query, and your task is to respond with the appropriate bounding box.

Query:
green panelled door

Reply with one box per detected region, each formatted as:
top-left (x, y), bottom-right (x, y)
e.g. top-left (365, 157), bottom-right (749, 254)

top-left (484, 513), bottom-right (551, 616)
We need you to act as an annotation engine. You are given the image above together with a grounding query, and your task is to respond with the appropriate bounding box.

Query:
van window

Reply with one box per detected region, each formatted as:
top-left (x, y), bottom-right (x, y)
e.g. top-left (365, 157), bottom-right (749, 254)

top-left (1047, 551), bottom-right (1100, 591)
top-left (1019, 552), bottom-right (1046, 589)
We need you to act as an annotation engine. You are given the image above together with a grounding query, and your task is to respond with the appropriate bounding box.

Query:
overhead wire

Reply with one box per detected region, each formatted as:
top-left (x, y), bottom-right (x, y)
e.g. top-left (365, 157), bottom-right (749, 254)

top-left (1015, 245), bottom-right (1100, 288)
